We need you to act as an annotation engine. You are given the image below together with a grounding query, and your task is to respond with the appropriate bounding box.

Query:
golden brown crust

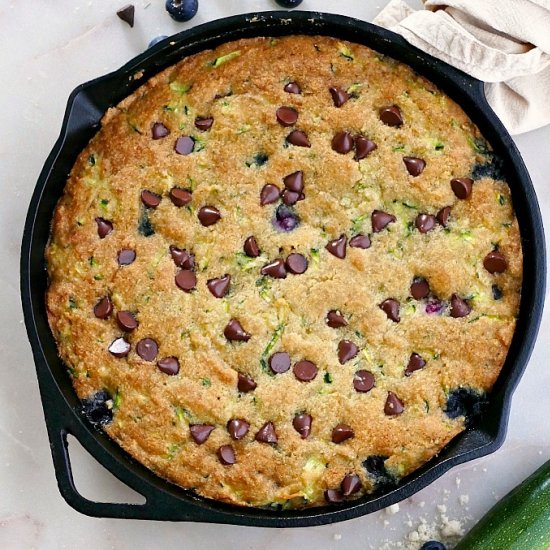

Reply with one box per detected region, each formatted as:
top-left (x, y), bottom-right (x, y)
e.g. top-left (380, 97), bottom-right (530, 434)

top-left (46, 36), bottom-right (522, 508)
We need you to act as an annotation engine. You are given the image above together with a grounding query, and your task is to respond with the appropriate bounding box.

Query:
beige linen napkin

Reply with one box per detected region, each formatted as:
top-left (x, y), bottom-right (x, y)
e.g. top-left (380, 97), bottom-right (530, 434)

top-left (373, 0), bottom-right (550, 134)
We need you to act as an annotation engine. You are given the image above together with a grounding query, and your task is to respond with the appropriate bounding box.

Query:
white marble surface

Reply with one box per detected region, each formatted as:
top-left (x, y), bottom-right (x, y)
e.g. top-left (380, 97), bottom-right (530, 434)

top-left (1, 1), bottom-right (548, 548)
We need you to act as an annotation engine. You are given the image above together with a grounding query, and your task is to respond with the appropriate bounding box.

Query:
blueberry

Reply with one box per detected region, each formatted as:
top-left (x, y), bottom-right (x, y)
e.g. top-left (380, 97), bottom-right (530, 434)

top-left (165, 0), bottom-right (198, 22)
top-left (138, 209), bottom-right (154, 237)
top-left (253, 152), bottom-right (269, 166)
top-left (420, 542), bottom-right (446, 550)
top-left (444, 388), bottom-right (488, 426)
top-left (472, 156), bottom-right (504, 181)
top-left (275, 0), bottom-right (303, 7)
top-left (148, 35), bottom-right (168, 49)
top-left (363, 455), bottom-right (396, 490)
top-left (492, 284), bottom-right (503, 300)
top-left (273, 204), bottom-right (299, 232)
top-left (81, 390), bottom-right (113, 427)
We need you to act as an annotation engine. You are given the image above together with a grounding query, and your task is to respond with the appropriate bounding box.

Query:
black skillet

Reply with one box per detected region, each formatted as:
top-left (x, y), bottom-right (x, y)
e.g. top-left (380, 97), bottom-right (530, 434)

top-left (20, 11), bottom-right (546, 527)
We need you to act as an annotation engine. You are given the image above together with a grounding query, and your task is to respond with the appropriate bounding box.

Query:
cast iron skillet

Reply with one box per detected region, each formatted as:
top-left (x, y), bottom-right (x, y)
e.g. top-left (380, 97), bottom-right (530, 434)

top-left (20, 11), bottom-right (546, 527)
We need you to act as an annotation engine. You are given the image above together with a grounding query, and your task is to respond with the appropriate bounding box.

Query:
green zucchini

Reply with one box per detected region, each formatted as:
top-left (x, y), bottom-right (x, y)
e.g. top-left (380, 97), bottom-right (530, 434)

top-left (455, 459), bottom-right (550, 549)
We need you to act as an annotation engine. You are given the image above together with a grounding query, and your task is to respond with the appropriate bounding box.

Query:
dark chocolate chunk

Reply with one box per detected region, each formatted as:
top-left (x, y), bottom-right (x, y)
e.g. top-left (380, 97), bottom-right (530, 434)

top-left (325, 489), bottom-right (344, 503)
top-left (116, 311), bottom-right (138, 332)
top-left (94, 296), bottom-right (112, 319)
top-left (108, 337), bottom-right (130, 358)
top-left (255, 422), bottom-right (277, 444)
top-left (194, 117), bottom-right (214, 131)
top-left (353, 370), bottom-right (375, 393)
top-left (269, 351), bottom-right (291, 374)
top-left (405, 353), bottom-right (426, 376)
top-left (284, 81), bottom-right (301, 94)
top-left (237, 373), bottom-right (257, 392)
top-left (483, 251), bottom-right (507, 274)
top-left (169, 246), bottom-right (195, 270)
top-left (116, 4), bottom-right (135, 27)
top-left (332, 132), bottom-right (354, 154)
top-left (341, 474), bottom-right (362, 496)
top-left (227, 419), bottom-right (250, 440)
top-left (136, 338), bottom-right (158, 361)
top-left (293, 413), bottom-right (312, 439)
top-left (95, 217), bottom-right (113, 238)
top-left (384, 391), bottom-right (404, 416)
top-left (444, 388), bottom-right (488, 426)
top-left (174, 136), bottom-right (195, 155)
top-left (224, 319), bottom-right (251, 342)
top-left (379, 105), bottom-right (403, 126)
top-left (281, 189), bottom-right (301, 206)
top-left (81, 390), bottom-right (113, 427)
top-left (451, 177), bottom-right (473, 200)
top-left (411, 277), bottom-right (430, 300)
top-left (260, 183), bottom-right (280, 205)
top-left (117, 249), bottom-right (136, 266)
top-left (274, 204), bottom-right (300, 232)
top-left (286, 130), bottom-right (311, 147)
top-left (169, 187), bottom-right (192, 207)
top-left (244, 236), bottom-right (261, 258)
top-left (349, 234), bottom-right (371, 249)
top-left (141, 190), bottom-right (161, 209)
top-left (175, 269), bottom-right (197, 292)
top-left (326, 309), bottom-right (348, 328)
top-left (198, 205), bottom-right (221, 226)
top-left (217, 444), bottom-right (236, 464)
top-left (157, 356), bottom-right (180, 375)
top-left (380, 298), bottom-right (400, 322)
top-left (329, 86), bottom-right (350, 107)
top-left (403, 157), bottom-right (426, 177)
top-left (371, 210), bottom-right (396, 232)
top-left (326, 234), bottom-right (347, 259)
top-left (276, 106), bottom-right (299, 127)
top-left (293, 360), bottom-right (318, 382)
top-left (207, 274), bottom-right (231, 298)
top-left (450, 294), bottom-right (471, 318)
top-left (152, 122), bottom-right (170, 139)
top-left (286, 253), bottom-right (308, 274)
top-left (338, 340), bottom-right (358, 364)
top-left (415, 213), bottom-right (437, 233)
top-left (437, 206), bottom-right (452, 227)
top-left (354, 135), bottom-right (377, 160)
top-left (332, 423), bottom-right (354, 443)
top-left (190, 424), bottom-right (214, 445)
top-left (261, 259), bottom-right (287, 279)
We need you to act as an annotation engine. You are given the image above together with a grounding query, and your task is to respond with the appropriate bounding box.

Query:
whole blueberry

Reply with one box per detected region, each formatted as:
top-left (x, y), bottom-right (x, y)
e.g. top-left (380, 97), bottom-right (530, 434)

top-left (165, 0), bottom-right (198, 22)
top-left (273, 204), bottom-right (299, 232)
top-left (275, 0), bottom-right (303, 7)
top-left (420, 542), bottom-right (446, 550)
top-left (148, 35), bottom-right (168, 49)
top-left (81, 390), bottom-right (113, 427)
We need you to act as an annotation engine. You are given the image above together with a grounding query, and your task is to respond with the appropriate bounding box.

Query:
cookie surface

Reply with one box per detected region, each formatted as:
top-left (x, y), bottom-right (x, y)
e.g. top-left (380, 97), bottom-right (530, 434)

top-left (46, 35), bottom-right (522, 508)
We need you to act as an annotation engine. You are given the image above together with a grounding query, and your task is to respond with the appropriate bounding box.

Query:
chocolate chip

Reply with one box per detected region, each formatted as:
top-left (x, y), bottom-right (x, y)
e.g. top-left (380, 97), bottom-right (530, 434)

top-left (405, 353), bottom-right (426, 376)
top-left (403, 157), bottom-right (426, 177)
top-left (261, 259), bottom-right (287, 279)
top-left (379, 105), bottom-right (403, 126)
top-left (224, 319), bottom-right (251, 342)
top-left (93, 296), bottom-right (112, 319)
top-left (325, 489), bottom-right (344, 503)
top-left (116, 4), bottom-right (135, 27)
top-left (329, 86), bottom-right (350, 107)
top-left (286, 130), bottom-right (311, 147)
top-left (286, 253), bottom-right (308, 274)
top-left (384, 391), bottom-right (404, 416)
top-left (157, 356), bottom-right (180, 375)
top-left (108, 337), bottom-right (130, 358)
top-left (255, 422), bottom-right (277, 444)
top-left (276, 106), bottom-right (299, 127)
top-left (227, 419), bottom-right (250, 440)
top-left (207, 274), bottom-right (230, 298)
top-left (492, 284), bottom-right (503, 300)
top-left (217, 444), bottom-right (236, 464)
top-left (349, 234), bottom-right (371, 249)
top-left (198, 205), bottom-right (221, 226)
top-left (284, 82), bottom-right (301, 94)
top-left (450, 294), bottom-right (471, 318)
top-left (332, 423), bottom-right (354, 443)
top-left (274, 204), bottom-right (300, 232)
top-left (371, 210), bottom-right (396, 232)
top-left (237, 373), bottom-right (257, 392)
top-left (260, 183), bottom-right (280, 206)
top-left (194, 117), bottom-right (213, 131)
top-left (483, 251), bottom-right (507, 274)
top-left (281, 189), bottom-right (301, 206)
top-left (169, 246), bottom-right (195, 270)
top-left (169, 187), bottom-right (192, 207)
top-left (341, 474), bottom-right (362, 496)
top-left (293, 360), bottom-right (318, 382)
top-left (175, 270), bottom-right (197, 292)
top-left (242, 236), bottom-right (260, 258)
top-left (410, 277), bottom-right (430, 300)
top-left (451, 177), bottom-right (473, 200)
top-left (338, 340), bottom-right (358, 364)
top-left (269, 351), bottom-right (291, 374)
top-left (152, 122), bottom-right (170, 139)
top-left (415, 213), bottom-right (437, 233)
top-left (353, 370), bottom-right (375, 393)
top-left (293, 413), bottom-right (312, 439)
top-left (174, 136), bottom-right (195, 155)
top-left (326, 234), bottom-right (347, 259)
top-left (95, 217), bottom-right (113, 238)
top-left (190, 424), bottom-right (214, 445)
top-left (116, 311), bottom-right (138, 332)
top-left (332, 132), bottom-right (354, 154)
top-left (354, 135), bottom-right (377, 160)
top-left (326, 310), bottom-right (348, 328)
top-left (437, 206), bottom-right (452, 227)
top-left (380, 299), bottom-right (400, 322)
top-left (117, 249), bottom-right (136, 265)
top-left (141, 190), bottom-right (161, 209)
top-left (136, 338), bottom-right (158, 361)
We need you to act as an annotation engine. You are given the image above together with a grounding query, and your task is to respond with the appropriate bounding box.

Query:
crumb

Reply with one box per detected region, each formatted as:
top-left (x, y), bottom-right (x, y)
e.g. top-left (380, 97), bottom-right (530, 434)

top-left (459, 494), bottom-right (470, 506)
top-left (333, 534), bottom-right (342, 541)
top-left (386, 503), bottom-right (400, 515)
top-left (437, 504), bottom-right (447, 513)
